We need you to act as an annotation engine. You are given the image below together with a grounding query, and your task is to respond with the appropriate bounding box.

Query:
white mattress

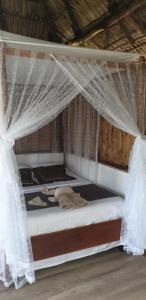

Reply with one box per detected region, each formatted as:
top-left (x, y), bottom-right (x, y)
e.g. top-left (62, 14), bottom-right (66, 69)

top-left (25, 175), bottom-right (123, 270)
top-left (28, 196), bottom-right (123, 236)
top-left (23, 170), bottom-right (90, 194)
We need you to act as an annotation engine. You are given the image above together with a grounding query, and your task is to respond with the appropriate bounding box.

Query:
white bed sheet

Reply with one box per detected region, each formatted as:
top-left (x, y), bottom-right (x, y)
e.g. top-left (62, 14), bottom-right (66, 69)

top-left (27, 196), bottom-right (123, 236)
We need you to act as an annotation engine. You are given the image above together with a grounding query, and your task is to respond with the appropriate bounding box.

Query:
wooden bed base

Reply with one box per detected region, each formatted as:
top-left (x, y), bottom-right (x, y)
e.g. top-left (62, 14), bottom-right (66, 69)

top-left (31, 218), bottom-right (122, 261)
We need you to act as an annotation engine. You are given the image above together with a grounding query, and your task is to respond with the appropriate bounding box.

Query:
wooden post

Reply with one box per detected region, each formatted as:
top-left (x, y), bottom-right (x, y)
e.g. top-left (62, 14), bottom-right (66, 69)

top-left (137, 61), bottom-right (146, 135)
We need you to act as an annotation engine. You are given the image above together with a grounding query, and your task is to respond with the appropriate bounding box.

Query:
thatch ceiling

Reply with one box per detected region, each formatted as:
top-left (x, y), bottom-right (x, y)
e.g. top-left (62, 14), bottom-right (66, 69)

top-left (0, 0), bottom-right (146, 54)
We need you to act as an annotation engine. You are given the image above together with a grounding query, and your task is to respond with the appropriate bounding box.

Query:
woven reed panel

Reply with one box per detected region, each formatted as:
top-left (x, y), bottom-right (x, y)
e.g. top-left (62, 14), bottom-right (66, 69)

top-left (98, 63), bottom-right (145, 170)
top-left (99, 117), bottom-right (134, 170)
top-left (1, 0), bottom-right (49, 40)
top-left (14, 118), bottom-right (62, 154)
top-left (63, 97), bottom-right (135, 169)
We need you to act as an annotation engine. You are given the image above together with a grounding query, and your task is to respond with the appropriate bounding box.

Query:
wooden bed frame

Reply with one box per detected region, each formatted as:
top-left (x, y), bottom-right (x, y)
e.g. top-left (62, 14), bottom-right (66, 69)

top-left (31, 218), bottom-right (122, 261)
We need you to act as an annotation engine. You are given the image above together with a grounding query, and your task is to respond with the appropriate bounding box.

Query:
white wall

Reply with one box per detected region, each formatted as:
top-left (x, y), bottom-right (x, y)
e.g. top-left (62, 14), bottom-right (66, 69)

top-left (65, 154), bottom-right (98, 183)
top-left (16, 153), bottom-right (64, 168)
top-left (98, 163), bottom-right (128, 195)
top-left (65, 154), bottom-right (128, 195)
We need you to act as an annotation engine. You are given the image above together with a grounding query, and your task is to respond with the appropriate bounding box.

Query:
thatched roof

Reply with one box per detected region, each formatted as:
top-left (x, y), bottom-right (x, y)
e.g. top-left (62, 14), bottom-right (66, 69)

top-left (0, 0), bottom-right (146, 54)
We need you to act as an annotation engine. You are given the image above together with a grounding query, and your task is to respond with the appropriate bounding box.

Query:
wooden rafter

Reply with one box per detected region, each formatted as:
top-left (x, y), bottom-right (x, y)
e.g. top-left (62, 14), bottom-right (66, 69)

top-left (104, 27), bottom-right (110, 49)
top-left (68, 0), bottom-right (146, 46)
top-left (87, 40), bottom-right (101, 50)
top-left (119, 20), bottom-right (135, 48)
top-left (0, 0), bottom-right (5, 30)
top-left (0, 10), bottom-right (47, 23)
top-left (63, 0), bottom-right (80, 35)
top-left (109, 40), bottom-right (146, 53)
top-left (103, 34), bottom-right (145, 49)
top-left (127, 16), bottom-right (146, 35)
top-left (132, 15), bottom-right (146, 35)
top-left (42, 0), bottom-right (63, 42)
top-left (108, 0), bottom-right (117, 14)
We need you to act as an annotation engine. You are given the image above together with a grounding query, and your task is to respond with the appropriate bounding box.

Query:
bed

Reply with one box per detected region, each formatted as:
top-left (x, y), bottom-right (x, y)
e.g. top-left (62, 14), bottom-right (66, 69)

top-left (21, 164), bottom-right (123, 270)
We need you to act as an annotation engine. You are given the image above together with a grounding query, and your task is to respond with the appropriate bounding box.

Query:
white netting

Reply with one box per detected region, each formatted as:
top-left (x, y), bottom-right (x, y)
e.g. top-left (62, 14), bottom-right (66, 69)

top-left (0, 34), bottom-right (145, 288)
top-left (64, 94), bottom-right (99, 160)
top-left (0, 45), bottom-right (96, 288)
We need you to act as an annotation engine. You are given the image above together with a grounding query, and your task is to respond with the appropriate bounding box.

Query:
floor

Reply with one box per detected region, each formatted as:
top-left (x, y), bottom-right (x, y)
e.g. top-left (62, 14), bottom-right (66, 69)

top-left (0, 248), bottom-right (146, 300)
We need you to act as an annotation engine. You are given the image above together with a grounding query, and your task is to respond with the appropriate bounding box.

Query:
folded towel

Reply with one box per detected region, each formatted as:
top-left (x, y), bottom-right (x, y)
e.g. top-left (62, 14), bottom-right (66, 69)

top-left (42, 187), bottom-right (88, 209)
top-left (42, 186), bottom-right (72, 196)
top-left (57, 192), bottom-right (88, 209)
top-left (28, 196), bottom-right (47, 207)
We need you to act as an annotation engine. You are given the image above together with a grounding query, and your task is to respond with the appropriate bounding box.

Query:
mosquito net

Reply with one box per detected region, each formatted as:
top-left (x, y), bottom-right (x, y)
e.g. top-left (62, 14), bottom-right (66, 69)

top-left (0, 30), bottom-right (145, 288)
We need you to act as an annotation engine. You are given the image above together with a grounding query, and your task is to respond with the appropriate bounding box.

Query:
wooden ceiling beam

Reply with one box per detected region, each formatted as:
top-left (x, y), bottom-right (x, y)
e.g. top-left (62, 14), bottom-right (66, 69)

top-left (119, 20), bottom-right (135, 48)
top-left (62, 0), bottom-right (80, 35)
top-left (131, 15), bottom-right (146, 35)
top-left (127, 16), bottom-right (146, 35)
top-left (84, 40), bottom-right (102, 50)
top-left (42, 0), bottom-right (63, 43)
top-left (104, 34), bottom-right (145, 50)
top-left (109, 40), bottom-right (146, 53)
top-left (0, 0), bottom-right (5, 30)
top-left (104, 27), bottom-right (110, 49)
top-left (0, 10), bottom-right (47, 23)
top-left (68, 0), bottom-right (146, 46)
top-left (108, 0), bottom-right (118, 14)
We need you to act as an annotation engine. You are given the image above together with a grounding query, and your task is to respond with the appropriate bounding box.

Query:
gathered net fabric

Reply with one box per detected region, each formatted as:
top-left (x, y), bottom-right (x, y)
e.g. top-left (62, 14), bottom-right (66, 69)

top-left (0, 45), bottom-right (94, 288)
top-left (0, 46), bottom-right (35, 288)
top-left (51, 54), bottom-right (146, 255)
top-left (0, 34), bottom-right (146, 289)
top-left (54, 55), bottom-right (142, 137)
top-left (0, 42), bottom-right (99, 288)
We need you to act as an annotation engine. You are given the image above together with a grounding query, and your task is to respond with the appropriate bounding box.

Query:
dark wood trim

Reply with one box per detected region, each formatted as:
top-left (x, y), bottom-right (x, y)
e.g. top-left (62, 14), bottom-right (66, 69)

top-left (31, 218), bottom-right (122, 261)
top-left (98, 159), bottom-right (128, 171)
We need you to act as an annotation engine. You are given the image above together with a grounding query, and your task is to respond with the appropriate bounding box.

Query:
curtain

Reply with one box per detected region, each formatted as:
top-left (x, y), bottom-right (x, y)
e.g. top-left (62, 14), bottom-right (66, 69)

top-left (55, 55), bottom-right (146, 255)
top-left (0, 40), bottom-right (145, 288)
top-left (0, 45), bottom-right (91, 288)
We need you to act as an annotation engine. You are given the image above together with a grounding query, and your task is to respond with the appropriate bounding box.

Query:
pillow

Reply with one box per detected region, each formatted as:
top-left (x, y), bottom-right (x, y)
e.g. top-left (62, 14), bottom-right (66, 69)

top-left (33, 165), bottom-right (74, 184)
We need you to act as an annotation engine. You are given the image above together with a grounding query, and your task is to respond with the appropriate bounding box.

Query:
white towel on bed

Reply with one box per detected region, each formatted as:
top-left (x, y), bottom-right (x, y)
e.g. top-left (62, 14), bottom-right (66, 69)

top-left (28, 196), bottom-right (47, 207)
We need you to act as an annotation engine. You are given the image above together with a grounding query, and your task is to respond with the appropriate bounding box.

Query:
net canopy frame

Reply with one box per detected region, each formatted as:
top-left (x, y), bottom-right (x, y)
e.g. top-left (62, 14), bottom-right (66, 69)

top-left (0, 30), bottom-right (146, 288)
